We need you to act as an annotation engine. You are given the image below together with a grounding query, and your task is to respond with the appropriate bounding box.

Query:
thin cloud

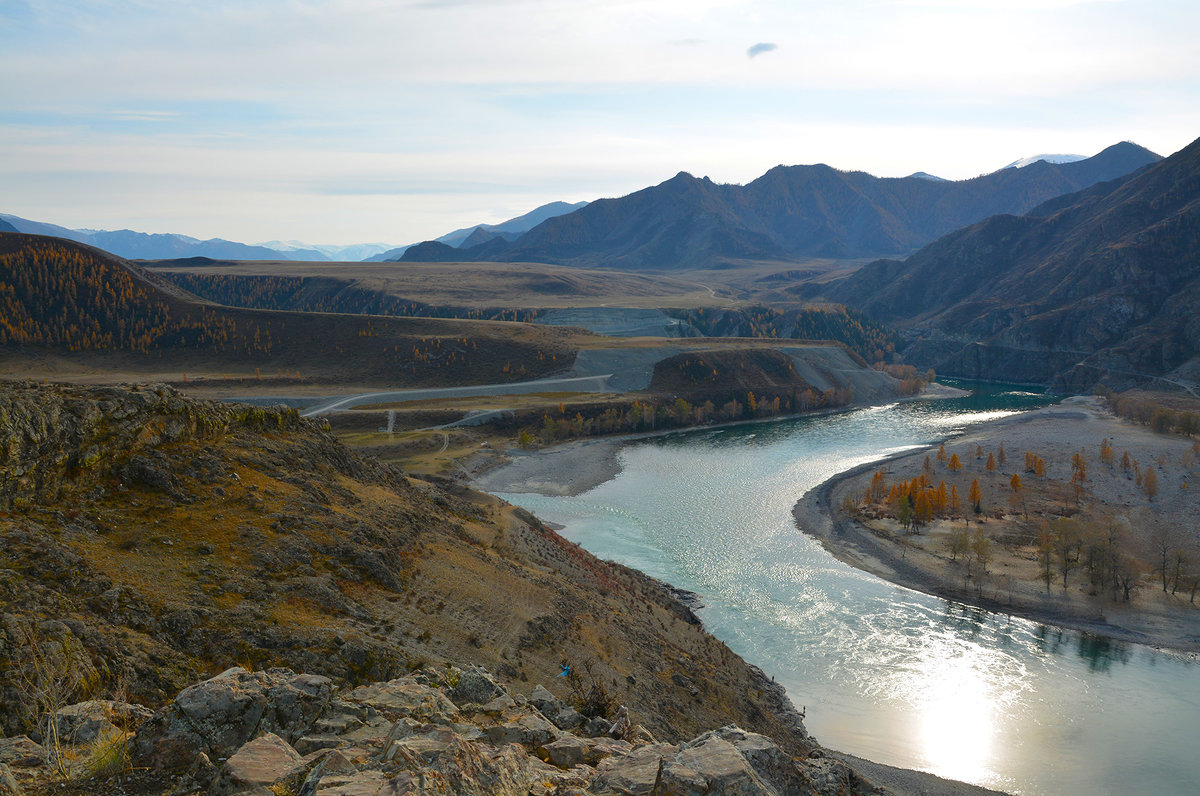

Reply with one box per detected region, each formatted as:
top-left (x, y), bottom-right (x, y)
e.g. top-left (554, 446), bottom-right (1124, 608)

top-left (108, 109), bottom-right (181, 122)
top-left (747, 42), bottom-right (777, 59)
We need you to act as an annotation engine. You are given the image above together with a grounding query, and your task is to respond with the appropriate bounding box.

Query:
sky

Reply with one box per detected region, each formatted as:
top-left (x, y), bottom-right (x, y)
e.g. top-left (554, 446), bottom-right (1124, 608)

top-left (1, 0), bottom-right (1198, 247)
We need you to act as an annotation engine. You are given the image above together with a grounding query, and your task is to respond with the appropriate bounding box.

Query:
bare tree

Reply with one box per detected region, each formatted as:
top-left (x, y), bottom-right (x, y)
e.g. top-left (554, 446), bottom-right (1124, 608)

top-left (12, 623), bottom-right (91, 777)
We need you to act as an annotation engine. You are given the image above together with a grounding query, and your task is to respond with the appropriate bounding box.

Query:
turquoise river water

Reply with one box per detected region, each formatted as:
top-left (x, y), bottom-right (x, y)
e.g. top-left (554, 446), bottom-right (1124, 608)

top-left (499, 384), bottom-right (1198, 795)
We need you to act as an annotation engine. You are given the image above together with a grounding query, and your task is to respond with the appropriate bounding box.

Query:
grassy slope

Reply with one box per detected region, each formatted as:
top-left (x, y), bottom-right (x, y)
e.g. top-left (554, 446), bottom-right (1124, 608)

top-left (0, 381), bottom-right (810, 754)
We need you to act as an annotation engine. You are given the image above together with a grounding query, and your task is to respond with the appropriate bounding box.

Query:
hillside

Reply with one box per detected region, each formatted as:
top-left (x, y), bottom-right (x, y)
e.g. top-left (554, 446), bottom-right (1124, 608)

top-left (823, 135), bottom-right (1200, 391)
top-left (0, 382), bottom-right (819, 758)
top-left (397, 142), bottom-right (1160, 270)
top-left (0, 233), bottom-right (578, 386)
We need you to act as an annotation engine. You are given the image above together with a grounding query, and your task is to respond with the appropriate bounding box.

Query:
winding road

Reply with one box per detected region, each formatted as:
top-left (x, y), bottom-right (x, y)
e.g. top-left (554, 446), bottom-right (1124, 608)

top-left (297, 373), bottom-right (615, 417)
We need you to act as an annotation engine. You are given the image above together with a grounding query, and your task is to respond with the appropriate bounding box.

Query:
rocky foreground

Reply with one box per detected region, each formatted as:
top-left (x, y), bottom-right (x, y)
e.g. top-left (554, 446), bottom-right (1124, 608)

top-left (0, 380), bottom-right (911, 795)
top-left (0, 664), bottom-right (876, 796)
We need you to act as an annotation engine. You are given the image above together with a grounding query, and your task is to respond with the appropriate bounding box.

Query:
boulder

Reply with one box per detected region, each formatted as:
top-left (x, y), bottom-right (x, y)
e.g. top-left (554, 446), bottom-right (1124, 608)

top-left (541, 735), bottom-right (633, 769)
top-left (479, 694), bottom-right (517, 715)
top-left (216, 732), bottom-right (304, 795)
top-left (52, 700), bottom-right (153, 745)
top-left (530, 684), bottom-right (563, 716)
top-left (540, 735), bottom-right (590, 769)
top-left (589, 743), bottom-right (677, 795)
top-left (0, 738), bottom-right (42, 768)
top-left (131, 667), bottom-right (332, 772)
top-left (484, 708), bottom-right (562, 748)
top-left (586, 738), bottom-right (635, 765)
top-left (712, 726), bottom-right (806, 793)
top-left (581, 716), bottom-right (612, 738)
top-left (345, 678), bottom-right (460, 725)
top-left (301, 768), bottom-right (389, 796)
top-left (0, 763), bottom-right (22, 796)
top-left (449, 667), bottom-right (502, 706)
top-left (384, 726), bottom-right (459, 765)
top-left (553, 706), bottom-right (585, 730)
top-left (660, 733), bottom-right (772, 795)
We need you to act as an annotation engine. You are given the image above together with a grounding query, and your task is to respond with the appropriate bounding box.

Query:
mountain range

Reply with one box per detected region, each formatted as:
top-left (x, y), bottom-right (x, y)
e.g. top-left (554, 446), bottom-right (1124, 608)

top-left (821, 134), bottom-right (1200, 391)
top-left (0, 200), bottom-right (588, 264)
top-left (366, 200), bottom-right (590, 260)
top-left (397, 142), bottom-right (1161, 269)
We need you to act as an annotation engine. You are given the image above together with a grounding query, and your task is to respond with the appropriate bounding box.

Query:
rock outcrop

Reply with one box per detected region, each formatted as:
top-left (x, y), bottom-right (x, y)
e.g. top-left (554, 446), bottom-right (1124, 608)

top-left (114, 666), bottom-right (883, 796)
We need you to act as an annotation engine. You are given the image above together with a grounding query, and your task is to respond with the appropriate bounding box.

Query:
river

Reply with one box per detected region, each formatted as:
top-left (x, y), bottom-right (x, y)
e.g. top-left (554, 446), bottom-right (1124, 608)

top-left (497, 384), bottom-right (1198, 795)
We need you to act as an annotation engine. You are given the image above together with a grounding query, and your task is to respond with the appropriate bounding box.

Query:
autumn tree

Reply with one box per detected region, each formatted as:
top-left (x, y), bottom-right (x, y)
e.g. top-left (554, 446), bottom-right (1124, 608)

top-left (969, 477), bottom-right (982, 515)
top-left (948, 453), bottom-right (962, 472)
top-left (1049, 518), bottom-right (1083, 590)
top-left (1037, 528), bottom-right (1055, 592)
top-left (947, 526), bottom-right (970, 562)
top-left (1100, 438), bottom-right (1115, 466)
top-left (1009, 472), bottom-right (1025, 517)
top-left (985, 452), bottom-right (996, 471)
top-left (870, 470), bottom-right (887, 503)
top-left (914, 488), bottom-right (933, 529)
top-left (1144, 467), bottom-right (1159, 500)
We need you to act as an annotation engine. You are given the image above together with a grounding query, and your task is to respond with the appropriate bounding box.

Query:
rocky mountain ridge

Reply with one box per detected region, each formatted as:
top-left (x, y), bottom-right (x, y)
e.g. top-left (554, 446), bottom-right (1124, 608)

top-left (398, 142), bottom-right (1160, 269)
top-left (822, 134), bottom-right (1200, 391)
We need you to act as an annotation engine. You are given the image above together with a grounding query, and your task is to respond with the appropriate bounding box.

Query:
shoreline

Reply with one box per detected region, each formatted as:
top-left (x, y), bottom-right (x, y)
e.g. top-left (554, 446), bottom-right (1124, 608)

top-left (470, 387), bottom-right (1013, 796)
top-left (470, 384), bottom-right (968, 497)
top-left (793, 398), bottom-right (1200, 657)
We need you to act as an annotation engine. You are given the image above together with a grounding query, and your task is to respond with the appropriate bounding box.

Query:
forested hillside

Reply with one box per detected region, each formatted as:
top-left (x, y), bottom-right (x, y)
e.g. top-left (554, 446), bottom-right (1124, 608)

top-left (0, 233), bottom-right (575, 386)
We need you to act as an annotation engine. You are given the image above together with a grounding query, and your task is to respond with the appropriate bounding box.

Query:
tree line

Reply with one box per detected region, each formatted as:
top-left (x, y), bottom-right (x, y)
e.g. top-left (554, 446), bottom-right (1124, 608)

top-left (160, 273), bottom-right (544, 324)
top-left (0, 240), bottom-right (275, 356)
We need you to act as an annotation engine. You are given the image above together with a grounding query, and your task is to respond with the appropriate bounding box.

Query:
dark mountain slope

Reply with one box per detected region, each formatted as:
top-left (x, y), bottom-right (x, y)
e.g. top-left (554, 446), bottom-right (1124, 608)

top-left (399, 142), bottom-right (1160, 269)
top-left (825, 136), bottom-right (1200, 390)
top-left (488, 172), bottom-right (788, 268)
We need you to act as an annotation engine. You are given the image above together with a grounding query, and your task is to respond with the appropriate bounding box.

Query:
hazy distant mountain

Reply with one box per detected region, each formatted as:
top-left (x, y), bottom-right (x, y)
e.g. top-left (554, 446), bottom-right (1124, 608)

top-left (823, 135), bottom-right (1200, 391)
top-left (0, 214), bottom-right (400, 262)
top-left (370, 200), bottom-right (589, 262)
top-left (1000, 153), bottom-right (1087, 169)
top-left (906, 172), bottom-right (947, 182)
top-left (437, 200), bottom-right (589, 247)
top-left (0, 215), bottom-right (93, 244)
top-left (0, 214), bottom-right (304, 261)
top-left (0, 218), bottom-right (18, 233)
top-left (256, 240), bottom-right (396, 261)
top-left (400, 142), bottom-right (1161, 269)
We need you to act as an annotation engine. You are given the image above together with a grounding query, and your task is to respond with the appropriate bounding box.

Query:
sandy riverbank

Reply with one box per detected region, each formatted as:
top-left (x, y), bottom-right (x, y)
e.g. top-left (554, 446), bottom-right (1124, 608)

top-left (794, 396), bottom-right (1200, 655)
top-left (469, 435), bottom-right (627, 496)
top-left (471, 384), bottom-right (966, 498)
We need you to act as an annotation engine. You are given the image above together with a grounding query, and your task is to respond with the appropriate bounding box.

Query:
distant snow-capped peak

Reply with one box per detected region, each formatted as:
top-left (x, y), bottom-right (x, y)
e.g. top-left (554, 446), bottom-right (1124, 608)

top-left (1001, 153), bottom-right (1087, 170)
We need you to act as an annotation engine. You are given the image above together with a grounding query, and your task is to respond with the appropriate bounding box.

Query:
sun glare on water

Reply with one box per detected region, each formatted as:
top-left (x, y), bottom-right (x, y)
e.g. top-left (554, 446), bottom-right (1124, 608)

top-left (914, 651), bottom-right (1000, 786)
